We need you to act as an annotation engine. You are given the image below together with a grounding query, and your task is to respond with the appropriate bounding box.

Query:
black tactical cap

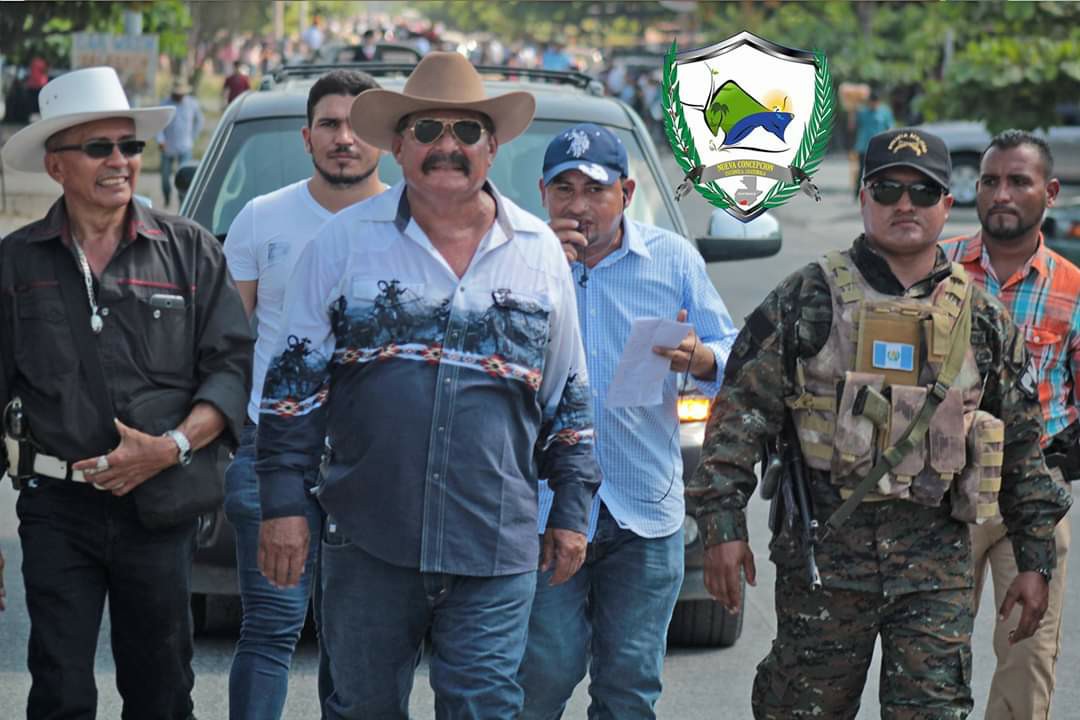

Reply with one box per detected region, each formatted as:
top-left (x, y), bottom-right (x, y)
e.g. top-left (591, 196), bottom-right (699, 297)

top-left (862, 127), bottom-right (951, 190)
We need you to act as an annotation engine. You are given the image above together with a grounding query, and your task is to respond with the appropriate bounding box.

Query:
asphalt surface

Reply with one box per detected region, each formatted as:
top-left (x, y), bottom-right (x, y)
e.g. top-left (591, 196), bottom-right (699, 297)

top-left (0, 153), bottom-right (1078, 718)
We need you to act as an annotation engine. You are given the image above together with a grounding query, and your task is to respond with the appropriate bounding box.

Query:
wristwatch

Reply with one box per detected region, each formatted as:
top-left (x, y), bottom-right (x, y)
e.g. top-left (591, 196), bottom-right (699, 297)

top-left (1034, 567), bottom-right (1053, 585)
top-left (163, 429), bottom-right (193, 466)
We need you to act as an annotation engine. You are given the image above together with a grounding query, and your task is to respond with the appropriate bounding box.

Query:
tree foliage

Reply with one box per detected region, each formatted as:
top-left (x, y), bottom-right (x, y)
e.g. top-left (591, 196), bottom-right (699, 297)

top-left (3, 0), bottom-right (1078, 132)
top-left (0, 2), bottom-right (121, 65)
top-left (919, 2), bottom-right (1080, 132)
top-left (0, 1), bottom-right (190, 67)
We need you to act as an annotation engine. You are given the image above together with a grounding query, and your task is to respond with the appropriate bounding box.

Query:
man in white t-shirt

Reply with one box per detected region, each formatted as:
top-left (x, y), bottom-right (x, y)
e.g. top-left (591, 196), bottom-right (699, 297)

top-left (222, 69), bottom-right (388, 720)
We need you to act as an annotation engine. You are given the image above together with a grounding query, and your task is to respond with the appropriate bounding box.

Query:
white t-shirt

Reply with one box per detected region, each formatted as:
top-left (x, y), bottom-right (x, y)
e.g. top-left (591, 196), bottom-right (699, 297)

top-left (224, 180), bottom-right (333, 423)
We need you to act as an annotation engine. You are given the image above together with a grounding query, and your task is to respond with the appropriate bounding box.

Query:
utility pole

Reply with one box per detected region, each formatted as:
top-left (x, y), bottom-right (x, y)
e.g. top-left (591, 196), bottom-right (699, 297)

top-left (273, 2), bottom-right (285, 46)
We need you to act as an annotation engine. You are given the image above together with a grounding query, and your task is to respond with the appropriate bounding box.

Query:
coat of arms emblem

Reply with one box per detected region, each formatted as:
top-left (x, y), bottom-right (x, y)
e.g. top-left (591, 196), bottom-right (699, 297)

top-left (663, 32), bottom-right (835, 222)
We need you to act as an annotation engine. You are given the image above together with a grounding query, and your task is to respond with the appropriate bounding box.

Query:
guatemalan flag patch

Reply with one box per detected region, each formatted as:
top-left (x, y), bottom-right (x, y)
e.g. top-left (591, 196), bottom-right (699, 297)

top-left (872, 341), bottom-right (915, 372)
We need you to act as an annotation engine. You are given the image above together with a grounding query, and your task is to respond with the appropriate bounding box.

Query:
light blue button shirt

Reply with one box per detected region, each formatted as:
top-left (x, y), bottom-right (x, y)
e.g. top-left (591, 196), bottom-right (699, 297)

top-left (156, 95), bottom-right (204, 155)
top-left (538, 218), bottom-right (739, 539)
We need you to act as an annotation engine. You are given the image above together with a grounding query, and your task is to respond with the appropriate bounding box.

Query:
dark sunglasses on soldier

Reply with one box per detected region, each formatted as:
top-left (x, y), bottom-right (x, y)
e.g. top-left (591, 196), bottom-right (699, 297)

top-left (409, 118), bottom-right (486, 146)
top-left (50, 139), bottom-right (147, 159)
top-left (867, 179), bottom-right (944, 207)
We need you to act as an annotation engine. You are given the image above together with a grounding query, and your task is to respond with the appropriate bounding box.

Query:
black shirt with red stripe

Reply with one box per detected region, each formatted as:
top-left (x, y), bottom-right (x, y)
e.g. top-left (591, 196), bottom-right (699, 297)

top-left (0, 198), bottom-right (252, 465)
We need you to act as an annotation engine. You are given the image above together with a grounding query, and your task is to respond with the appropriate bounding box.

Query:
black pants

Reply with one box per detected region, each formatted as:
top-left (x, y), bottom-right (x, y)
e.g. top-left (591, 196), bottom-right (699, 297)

top-left (16, 478), bottom-right (197, 720)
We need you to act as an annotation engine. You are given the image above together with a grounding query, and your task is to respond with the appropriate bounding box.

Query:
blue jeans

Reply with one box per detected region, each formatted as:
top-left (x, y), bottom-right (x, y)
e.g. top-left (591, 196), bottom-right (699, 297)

top-left (224, 424), bottom-right (327, 720)
top-left (319, 524), bottom-right (537, 719)
top-left (160, 149), bottom-right (191, 206)
top-left (518, 504), bottom-right (684, 720)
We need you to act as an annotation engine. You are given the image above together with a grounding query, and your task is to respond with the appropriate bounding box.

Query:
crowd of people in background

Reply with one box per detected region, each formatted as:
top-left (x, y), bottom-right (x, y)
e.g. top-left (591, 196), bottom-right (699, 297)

top-left (158, 13), bottom-right (672, 141)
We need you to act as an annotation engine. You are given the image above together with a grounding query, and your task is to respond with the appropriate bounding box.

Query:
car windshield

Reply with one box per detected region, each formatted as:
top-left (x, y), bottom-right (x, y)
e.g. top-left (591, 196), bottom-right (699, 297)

top-left (192, 117), bottom-right (676, 237)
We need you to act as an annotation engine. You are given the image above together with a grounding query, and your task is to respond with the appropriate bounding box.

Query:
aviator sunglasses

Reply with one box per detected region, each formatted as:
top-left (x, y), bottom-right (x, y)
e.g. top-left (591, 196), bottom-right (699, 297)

top-left (50, 139), bottom-right (147, 159)
top-left (867, 179), bottom-right (944, 207)
top-left (409, 118), bottom-right (486, 146)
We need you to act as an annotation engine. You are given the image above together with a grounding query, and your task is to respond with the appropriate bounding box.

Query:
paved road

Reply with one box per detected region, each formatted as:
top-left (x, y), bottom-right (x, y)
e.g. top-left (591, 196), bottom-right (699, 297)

top-left (0, 154), bottom-right (1077, 718)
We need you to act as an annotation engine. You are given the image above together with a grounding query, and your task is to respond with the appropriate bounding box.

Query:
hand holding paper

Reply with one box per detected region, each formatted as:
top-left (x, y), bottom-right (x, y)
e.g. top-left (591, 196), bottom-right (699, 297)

top-left (652, 309), bottom-right (716, 379)
top-left (606, 316), bottom-right (692, 408)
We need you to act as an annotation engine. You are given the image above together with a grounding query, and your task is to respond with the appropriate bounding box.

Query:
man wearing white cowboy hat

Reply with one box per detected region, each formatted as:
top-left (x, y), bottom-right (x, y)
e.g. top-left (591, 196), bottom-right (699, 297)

top-left (255, 51), bottom-right (599, 718)
top-left (156, 76), bottom-right (204, 208)
top-left (0, 66), bottom-right (252, 719)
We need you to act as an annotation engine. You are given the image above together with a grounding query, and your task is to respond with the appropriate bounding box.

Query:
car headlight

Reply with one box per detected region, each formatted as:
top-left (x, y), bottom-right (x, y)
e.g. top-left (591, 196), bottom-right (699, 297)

top-left (683, 515), bottom-right (700, 546)
top-left (677, 395), bottom-right (711, 423)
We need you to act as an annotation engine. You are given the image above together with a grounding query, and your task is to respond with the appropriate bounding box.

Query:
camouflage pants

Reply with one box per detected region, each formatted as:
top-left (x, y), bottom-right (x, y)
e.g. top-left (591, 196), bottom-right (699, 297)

top-left (752, 569), bottom-right (974, 720)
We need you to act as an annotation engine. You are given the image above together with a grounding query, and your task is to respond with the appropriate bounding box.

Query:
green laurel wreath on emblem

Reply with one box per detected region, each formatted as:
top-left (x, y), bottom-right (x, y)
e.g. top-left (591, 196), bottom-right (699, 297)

top-left (662, 41), bottom-right (733, 208)
top-left (662, 41), bottom-right (835, 211)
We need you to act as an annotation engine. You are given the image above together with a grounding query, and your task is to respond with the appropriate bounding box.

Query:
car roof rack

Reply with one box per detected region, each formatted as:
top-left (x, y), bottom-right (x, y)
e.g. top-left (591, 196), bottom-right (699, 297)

top-left (262, 63), bottom-right (604, 95)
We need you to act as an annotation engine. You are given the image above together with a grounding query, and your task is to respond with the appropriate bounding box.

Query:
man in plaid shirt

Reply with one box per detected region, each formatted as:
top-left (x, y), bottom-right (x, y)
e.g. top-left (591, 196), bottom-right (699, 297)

top-left (941, 129), bottom-right (1079, 720)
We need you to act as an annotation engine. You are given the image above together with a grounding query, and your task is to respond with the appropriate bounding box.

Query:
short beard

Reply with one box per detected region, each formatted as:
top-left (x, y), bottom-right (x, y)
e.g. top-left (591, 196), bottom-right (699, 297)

top-left (978, 208), bottom-right (1041, 242)
top-left (312, 156), bottom-right (377, 187)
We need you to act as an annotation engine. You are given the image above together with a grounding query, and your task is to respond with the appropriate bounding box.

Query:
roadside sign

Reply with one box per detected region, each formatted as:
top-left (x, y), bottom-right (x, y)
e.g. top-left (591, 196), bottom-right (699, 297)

top-left (72, 33), bottom-right (159, 106)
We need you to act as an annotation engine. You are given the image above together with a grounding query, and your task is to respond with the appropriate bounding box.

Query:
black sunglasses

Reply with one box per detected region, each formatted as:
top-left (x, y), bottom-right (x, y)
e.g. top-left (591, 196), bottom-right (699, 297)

top-left (867, 179), bottom-right (944, 207)
top-left (50, 139), bottom-right (147, 159)
top-left (409, 118), bottom-right (486, 146)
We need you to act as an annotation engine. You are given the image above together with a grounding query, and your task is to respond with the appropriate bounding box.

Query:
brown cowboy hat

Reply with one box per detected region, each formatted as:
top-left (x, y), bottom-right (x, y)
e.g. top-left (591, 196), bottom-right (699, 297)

top-left (349, 52), bottom-right (535, 152)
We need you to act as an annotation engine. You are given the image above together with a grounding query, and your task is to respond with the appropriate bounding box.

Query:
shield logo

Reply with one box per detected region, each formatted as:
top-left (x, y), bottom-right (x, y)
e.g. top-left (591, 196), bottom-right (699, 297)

top-left (663, 32), bottom-right (835, 222)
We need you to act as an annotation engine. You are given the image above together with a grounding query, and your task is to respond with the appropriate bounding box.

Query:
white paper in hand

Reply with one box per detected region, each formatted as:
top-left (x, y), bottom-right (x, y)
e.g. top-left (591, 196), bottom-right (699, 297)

top-left (606, 317), bottom-right (691, 408)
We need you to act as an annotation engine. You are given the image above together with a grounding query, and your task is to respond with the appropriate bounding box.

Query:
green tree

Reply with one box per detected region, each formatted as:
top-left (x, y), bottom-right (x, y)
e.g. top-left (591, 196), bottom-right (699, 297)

top-left (0, 2), bottom-right (121, 65)
top-left (919, 2), bottom-right (1080, 132)
top-left (0, 1), bottom-right (190, 69)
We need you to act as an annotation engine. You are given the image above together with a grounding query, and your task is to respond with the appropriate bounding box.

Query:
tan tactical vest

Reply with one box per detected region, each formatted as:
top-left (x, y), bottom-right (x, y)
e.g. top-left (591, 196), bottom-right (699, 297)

top-left (786, 251), bottom-right (1002, 523)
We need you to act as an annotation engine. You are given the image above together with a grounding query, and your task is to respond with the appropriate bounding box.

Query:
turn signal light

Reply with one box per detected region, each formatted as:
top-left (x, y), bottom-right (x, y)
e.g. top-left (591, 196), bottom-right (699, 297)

top-left (677, 395), bottom-right (711, 423)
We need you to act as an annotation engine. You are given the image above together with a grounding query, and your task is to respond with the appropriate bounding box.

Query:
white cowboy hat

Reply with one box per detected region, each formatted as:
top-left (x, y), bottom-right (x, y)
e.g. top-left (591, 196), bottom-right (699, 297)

top-left (2, 66), bottom-right (175, 173)
top-left (350, 51), bottom-right (535, 152)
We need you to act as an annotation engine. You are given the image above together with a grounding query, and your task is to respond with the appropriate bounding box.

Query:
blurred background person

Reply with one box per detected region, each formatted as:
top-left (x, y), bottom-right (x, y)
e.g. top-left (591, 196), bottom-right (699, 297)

top-left (223, 63), bottom-right (251, 106)
top-left (157, 77), bottom-right (204, 209)
top-left (850, 88), bottom-right (895, 199)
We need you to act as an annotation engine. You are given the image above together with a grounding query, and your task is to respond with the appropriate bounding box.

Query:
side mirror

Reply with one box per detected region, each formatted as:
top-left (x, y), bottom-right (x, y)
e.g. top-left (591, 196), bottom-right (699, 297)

top-left (1041, 216), bottom-right (1057, 238)
top-left (695, 208), bottom-right (783, 262)
top-left (174, 162), bottom-right (198, 193)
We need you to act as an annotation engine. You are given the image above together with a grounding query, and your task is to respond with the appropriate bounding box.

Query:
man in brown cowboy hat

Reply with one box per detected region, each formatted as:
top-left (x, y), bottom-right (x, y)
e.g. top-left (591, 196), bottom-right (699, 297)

top-left (0, 66), bottom-right (252, 719)
top-left (156, 76), bottom-right (204, 208)
top-left (255, 51), bottom-right (599, 717)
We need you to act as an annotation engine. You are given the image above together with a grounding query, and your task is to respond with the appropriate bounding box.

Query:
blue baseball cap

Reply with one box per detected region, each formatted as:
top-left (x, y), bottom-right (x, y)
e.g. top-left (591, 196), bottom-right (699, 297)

top-left (542, 123), bottom-right (629, 186)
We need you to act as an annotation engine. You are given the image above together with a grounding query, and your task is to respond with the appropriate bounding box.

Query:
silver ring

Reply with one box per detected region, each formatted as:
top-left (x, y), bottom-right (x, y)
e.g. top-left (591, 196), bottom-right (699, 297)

top-left (96, 455), bottom-right (109, 472)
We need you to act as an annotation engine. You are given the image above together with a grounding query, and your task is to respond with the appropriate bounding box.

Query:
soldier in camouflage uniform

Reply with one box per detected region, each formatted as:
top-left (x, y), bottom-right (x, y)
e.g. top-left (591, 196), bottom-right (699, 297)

top-left (688, 128), bottom-right (1072, 719)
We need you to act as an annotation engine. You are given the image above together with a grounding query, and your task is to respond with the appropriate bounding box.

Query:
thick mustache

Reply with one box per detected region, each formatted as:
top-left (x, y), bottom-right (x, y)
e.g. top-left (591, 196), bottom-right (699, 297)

top-left (422, 151), bottom-right (470, 175)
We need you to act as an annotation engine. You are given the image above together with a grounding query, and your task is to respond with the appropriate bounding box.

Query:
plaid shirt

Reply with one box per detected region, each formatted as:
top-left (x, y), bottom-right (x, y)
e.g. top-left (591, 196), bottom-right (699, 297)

top-left (941, 231), bottom-right (1080, 442)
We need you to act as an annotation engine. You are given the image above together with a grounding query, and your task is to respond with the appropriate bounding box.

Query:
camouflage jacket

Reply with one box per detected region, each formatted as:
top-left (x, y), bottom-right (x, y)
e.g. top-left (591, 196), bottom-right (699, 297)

top-left (688, 235), bottom-right (1072, 594)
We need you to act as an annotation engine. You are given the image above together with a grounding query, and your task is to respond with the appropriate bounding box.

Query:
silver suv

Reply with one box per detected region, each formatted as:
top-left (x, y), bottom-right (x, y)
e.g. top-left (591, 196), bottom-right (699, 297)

top-left (917, 113), bottom-right (1080, 206)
